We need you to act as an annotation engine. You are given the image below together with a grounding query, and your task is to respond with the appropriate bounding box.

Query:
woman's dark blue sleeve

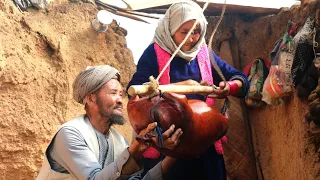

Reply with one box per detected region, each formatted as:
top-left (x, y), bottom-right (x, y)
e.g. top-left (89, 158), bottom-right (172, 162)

top-left (127, 44), bottom-right (159, 97)
top-left (212, 52), bottom-right (250, 97)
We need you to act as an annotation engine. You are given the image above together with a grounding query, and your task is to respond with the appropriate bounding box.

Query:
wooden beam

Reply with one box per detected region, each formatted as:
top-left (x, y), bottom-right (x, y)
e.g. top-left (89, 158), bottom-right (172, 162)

top-left (135, 3), bottom-right (280, 17)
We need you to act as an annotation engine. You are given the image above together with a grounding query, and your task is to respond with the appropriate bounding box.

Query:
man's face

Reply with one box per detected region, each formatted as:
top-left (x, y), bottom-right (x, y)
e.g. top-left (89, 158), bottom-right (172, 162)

top-left (95, 79), bottom-right (125, 125)
top-left (172, 20), bottom-right (201, 52)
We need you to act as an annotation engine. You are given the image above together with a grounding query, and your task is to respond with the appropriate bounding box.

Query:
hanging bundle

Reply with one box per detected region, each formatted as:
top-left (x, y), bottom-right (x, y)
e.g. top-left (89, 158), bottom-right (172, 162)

top-left (291, 16), bottom-right (318, 98)
top-left (261, 20), bottom-right (297, 105)
top-left (243, 58), bottom-right (271, 107)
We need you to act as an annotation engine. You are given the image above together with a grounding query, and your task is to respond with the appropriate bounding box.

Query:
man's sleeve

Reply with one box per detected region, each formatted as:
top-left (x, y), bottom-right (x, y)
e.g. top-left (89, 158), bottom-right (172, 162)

top-left (48, 127), bottom-right (140, 180)
top-left (141, 162), bottom-right (163, 180)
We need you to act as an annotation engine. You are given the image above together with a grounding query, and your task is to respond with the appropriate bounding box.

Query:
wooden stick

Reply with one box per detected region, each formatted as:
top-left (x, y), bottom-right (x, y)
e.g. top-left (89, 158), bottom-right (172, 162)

top-left (96, 0), bottom-right (159, 20)
top-left (122, 10), bottom-right (160, 19)
top-left (101, 7), bottom-right (150, 23)
top-left (96, 1), bottom-right (150, 23)
top-left (127, 85), bottom-right (215, 96)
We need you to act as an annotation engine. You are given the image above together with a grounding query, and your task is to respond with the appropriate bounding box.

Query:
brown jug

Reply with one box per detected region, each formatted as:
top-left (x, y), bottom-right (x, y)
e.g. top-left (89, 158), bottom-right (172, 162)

top-left (127, 92), bottom-right (228, 158)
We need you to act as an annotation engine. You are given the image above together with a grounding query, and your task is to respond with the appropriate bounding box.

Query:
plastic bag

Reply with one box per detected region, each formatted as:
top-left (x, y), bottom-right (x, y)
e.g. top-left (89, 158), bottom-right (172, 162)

top-left (262, 65), bottom-right (288, 104)
top-left (278, 50), bottom-right (294, 92)
top-left (262, 21), bottom-right (296, 105)
top-left (262, 52), bottom-right (294, 105)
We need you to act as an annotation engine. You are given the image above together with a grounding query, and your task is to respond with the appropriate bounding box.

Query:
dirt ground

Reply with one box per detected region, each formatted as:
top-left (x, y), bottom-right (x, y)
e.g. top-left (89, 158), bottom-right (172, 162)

top-left (1, 0), bottom-right (320, 179)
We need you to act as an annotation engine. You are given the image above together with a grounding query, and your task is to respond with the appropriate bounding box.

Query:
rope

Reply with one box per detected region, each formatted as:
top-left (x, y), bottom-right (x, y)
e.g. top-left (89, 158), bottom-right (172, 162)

top-left (312, 27), bottom-right (318, 58)
top-left (208, 0), bottom-right (227, 82)
top-left (149, 91), bottom-right (164, 147)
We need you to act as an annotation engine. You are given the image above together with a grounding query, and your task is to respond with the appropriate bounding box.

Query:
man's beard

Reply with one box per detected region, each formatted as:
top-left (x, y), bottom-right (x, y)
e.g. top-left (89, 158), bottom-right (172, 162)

top-left (98, 110), bottom-right (126, 126)
top-left (96, 94), bottom-right (126, 126)
top-left (107, 113), bottom-right (126, 125)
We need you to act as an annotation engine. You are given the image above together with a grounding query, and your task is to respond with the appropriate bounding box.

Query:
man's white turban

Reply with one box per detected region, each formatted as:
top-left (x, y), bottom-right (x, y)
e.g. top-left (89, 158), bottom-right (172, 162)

top-left (72, 65), bottom-right (120, 104)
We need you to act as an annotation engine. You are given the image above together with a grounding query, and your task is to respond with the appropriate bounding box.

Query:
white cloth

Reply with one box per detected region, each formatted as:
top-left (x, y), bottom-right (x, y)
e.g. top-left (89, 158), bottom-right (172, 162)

top-left (72, 65), bottom-right (120, 104)
top-left (153, 1), bottom-right (208, 61)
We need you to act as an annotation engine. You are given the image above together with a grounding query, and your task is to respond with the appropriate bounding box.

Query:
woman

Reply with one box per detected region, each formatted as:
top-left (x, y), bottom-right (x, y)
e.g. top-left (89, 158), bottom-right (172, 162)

top-left (127, 1), bottom-right (249, 179)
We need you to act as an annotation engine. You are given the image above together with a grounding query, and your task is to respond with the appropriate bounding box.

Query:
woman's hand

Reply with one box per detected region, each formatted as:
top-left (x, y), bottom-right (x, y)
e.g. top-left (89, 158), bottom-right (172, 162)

top-left (208, 81), bottom-right (229, 99)
top-left (208, 80), bottom-right (242, 99)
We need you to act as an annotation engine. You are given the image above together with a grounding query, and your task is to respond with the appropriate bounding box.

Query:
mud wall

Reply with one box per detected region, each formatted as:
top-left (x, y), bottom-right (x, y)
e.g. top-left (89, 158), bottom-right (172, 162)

top-left (207, 1), bottom-right (320, 179)
top-left (0, 1), bottom-right (135, 179)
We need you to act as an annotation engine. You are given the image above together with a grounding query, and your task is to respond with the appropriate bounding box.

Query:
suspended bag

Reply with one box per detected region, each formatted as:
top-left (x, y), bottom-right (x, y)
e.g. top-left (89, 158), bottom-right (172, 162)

top-left (291, 16), bottom-right (317, 98)
top-left (262, 20), bottom-right (297, 105)
top-left (243, 58), bottom-right (270, 107)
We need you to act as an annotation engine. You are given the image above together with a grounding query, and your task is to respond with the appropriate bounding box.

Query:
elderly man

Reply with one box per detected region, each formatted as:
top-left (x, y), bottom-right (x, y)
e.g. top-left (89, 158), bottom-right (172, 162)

top-left (37, 65), bottom-right (182, 180)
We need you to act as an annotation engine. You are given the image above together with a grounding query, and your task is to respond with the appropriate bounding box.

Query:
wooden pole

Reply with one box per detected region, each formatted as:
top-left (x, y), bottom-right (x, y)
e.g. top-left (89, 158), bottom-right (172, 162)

top-left (127, 84), bottom-right (215, 96)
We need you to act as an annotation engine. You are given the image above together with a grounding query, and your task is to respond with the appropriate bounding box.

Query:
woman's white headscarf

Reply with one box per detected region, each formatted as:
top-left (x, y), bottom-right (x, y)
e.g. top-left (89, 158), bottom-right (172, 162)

top-left (154, 1), bottom-right (208, 61)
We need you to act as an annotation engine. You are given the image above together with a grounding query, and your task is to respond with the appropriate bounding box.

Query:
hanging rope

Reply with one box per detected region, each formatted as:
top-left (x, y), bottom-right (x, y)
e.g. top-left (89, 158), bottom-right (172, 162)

top-left (312, 27), bottom-right (318, 59)
top-left (208, 0), bottom-right (227, 82)
top-left (149, 90), bottom-right (164, 147)
top-left (146, 0), bottom-right (227, 95)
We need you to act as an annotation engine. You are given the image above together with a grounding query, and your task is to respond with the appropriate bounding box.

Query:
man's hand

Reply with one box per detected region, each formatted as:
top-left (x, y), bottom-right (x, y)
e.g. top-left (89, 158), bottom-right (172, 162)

top-left (158, 124), bottom-right (183, 150)
top-left (135, 123), bottom-right (183, 150)
top-left (123, 123), bottom-right (159, 175)
top-left (132, 122), bottom-right (159, 154)
top-left (130, 122), bottom-right (183, 159)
